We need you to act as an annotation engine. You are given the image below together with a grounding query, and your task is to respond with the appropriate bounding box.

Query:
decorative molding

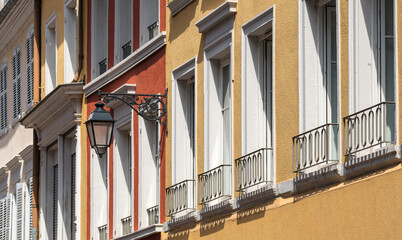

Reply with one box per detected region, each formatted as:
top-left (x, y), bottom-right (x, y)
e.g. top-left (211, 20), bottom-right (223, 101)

top-left (167, 0), bottom-right (194, 17)
top-left (84, 32), bottom-right (166, 97)
top-left (195, 0), bottom-right (237, 33)
top-left (172, 57), bottom-right (196, 80)
top-left (21, 83), bottom-right (83, 147)
top-left (0, 167), bottom-right (9, 182)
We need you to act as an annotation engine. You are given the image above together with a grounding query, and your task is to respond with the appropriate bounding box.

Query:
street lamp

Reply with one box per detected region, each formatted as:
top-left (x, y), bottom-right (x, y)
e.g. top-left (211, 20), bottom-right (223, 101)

top-left (86, 89), bottom-right (167, 157)
top-left (85, 101), bottom-right (115, 157)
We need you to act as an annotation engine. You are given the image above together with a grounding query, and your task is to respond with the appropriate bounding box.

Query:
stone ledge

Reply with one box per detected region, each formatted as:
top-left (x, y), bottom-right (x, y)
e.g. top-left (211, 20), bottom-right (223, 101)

top-left (234, 184), bottom-right (276, 209)
top-left (276, 180), bottom-right (295, 197)
top-left (199, 199), bottom-right (233, 219)
top-left (294, 164), bottom-right (343, 193)
top-left (164, 211), bottom-right (197, 231)
top-left (344, 145), bottom-right (401, 179)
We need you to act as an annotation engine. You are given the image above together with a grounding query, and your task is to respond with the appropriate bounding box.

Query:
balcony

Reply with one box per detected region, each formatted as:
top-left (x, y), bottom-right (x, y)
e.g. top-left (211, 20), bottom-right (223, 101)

top-left (293, 123), bottom-right (339, 173)
top-left (198, 164), bottom-right (231, 205)
top-left (121, 216), bottom-right (132, 235)
top-left (343, 102), bottom-right (395, 157)
top-left (235, 148), bottom-right (273, 192)
top-left (166, 180), bottom-right (195, 217)
top-left (147, 205), bottom-right (159, 226)
top-left (98, 224), bottom-right (107, 240)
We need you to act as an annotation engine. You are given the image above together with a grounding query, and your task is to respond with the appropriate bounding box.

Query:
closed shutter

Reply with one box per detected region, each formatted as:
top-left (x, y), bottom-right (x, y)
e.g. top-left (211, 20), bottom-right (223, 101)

top-left (71, 154), bottom-right (76, 240)
top-left (3, 196), bottom-right (11, 240)
top-left (26, 30), bottom-right (34, 107)
top-left (12, 48), bottom-right (22, 121)
top-left (28, 177), bottom-right (33, 240)
top-left (0, 198), bottom-right (4, 239)
top-left (16, 183), bottom-right (24, 240)
top-left (53, 165), bottom-right (58, 240)
top-left (0, 64), bottom-right (8, 131)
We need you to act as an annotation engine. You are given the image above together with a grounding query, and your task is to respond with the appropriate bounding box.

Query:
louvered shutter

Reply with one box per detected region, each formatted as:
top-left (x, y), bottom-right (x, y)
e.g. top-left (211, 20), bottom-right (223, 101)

top-left (12, 48), bottom-right (22, 121)
top-left (4, 196), bottom-right (11, 240)
top-left (53, 165), bottom-right (58, 240)
top-left (71, 154), bottom-right (76, 240)
top-left (0, 65), bottom-right (7, 131)
top-left (15, 183), bottom-right (24, 240)
top-left (0, 198), bottom-right (4, 239)
top-left (28, 177), bottom-right (33, 240)
top-left (26, 31), bottom-right (34, 107)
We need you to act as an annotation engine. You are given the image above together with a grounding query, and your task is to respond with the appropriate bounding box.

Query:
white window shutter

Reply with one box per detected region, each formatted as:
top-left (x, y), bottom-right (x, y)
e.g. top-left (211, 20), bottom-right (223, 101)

top-left (4, 196), bottom-right (11, 240)
top-left (16, 183), bottom-right (24, 240)
top-left (71, 154), bottom-right (76, 240)
top-left (0, 198), bottom-right (4, 239)
top-left (53, 165), bottom-right (58, 240)
top-left (29, 177), bottom-right (33, 240)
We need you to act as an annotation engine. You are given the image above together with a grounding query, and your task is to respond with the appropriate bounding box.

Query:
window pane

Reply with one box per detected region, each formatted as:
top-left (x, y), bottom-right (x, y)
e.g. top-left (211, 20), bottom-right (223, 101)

top-left (385, 0), bottom-right (393, 36)
top-left (222, 64), bottom-right (230, 163)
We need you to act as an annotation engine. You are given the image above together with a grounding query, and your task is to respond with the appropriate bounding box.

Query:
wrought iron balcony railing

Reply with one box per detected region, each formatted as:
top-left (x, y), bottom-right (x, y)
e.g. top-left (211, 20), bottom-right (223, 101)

top-left (166, 179), bottom-right (195, 217)
top-left (147, 205), bottom-right (159, 226)
top-left (121, 216), bottom-right (132, 235)
top-left (293, 123), bottom-right (339, 173)
top-left (198, 164), bottom-right (231, 205)
top-left (235, 148), bottom-right (273, 192)
top-left (343, 102), bottom-right (395, 156)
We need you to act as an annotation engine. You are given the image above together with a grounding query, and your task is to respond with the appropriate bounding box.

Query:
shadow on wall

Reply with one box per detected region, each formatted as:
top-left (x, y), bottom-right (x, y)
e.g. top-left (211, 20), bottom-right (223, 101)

top-left (168, 229), bottom-right (190, 240)
top-left (167, 0), bottom-right (226, 43)
top-left (200, 217), bottom-right (226, 236)
top-left (236, 204), bottom-right (267, 225)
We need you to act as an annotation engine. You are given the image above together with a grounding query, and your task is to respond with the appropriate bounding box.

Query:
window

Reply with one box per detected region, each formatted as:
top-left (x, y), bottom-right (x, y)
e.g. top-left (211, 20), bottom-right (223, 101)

top-left (53, 164), bottom-right (58, 240)
top-left (113, 126), bottom-right (133, 237)
top-left (115, 0), bottom-right (132, 63)
top-left (90, 151), bottom-right (108, 240)
top-left (64, 0), bottom-right (77, 83)
top-left (26, 28), bottom-right (34, 108)
top-left (299, 0), bottom-right (338, 131)
top-left (0, 61), bottom-right (8, 132)
top-left (294, 0), bottom-right (339, 172)
top-left (139, 0), bottom-right (159, 47)
top-left (139, 118), bottom-right (159, 228)
top-left (349, 0), bottom-right (394, 111)
top-left (92, 0), bottom-right (108, 78)
top-left (169, 59), bottom-right (196, 216)
top-left (12, 46), bottom-right (22, 122)
top-left (71, 154), bottom-right (77, 240)
top-left (197, 1), bottom-right (236, 205)
top-left (344, 0), bottom-right (395, 155)
top-left (240, 7), bottom-right (274, 190)
top-left (24, 177), bottom-right (33, 240)
top-left (45, 14), bottom-right (57, 95)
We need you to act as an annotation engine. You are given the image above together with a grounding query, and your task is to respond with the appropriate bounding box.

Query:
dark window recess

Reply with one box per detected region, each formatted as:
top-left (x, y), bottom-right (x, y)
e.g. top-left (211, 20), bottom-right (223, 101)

top-left (99, 58), bottom-right (107, 75)
top-left (148, 21), bottom-right (159, 40)
top-left (122, 41), bottom-right (132, 59)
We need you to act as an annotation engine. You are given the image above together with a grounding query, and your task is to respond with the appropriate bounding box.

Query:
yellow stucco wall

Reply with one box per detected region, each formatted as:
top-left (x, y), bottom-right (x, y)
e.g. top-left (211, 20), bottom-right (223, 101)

top-left (166, 165), bottom-right (402, 240)
top-left (165, 0), bottom-right (402, 239)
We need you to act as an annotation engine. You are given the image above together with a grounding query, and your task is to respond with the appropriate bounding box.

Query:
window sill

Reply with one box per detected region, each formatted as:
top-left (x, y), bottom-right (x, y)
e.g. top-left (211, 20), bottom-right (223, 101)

top-left (85, 32), bottom-right (166, 97)
top-left (344, 144), bottom-right (400, 179)
top-left (236, 183), bottom-right (276, 209)
top-left (294, 164), bottom-right (342, 193)
top-left (164, 211), bottom-right (197, 231)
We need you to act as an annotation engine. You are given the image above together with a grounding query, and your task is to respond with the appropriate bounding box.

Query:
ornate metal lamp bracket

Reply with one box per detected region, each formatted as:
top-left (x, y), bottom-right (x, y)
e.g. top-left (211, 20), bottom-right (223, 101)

top-left (98, 89), bottom-right (168, 126)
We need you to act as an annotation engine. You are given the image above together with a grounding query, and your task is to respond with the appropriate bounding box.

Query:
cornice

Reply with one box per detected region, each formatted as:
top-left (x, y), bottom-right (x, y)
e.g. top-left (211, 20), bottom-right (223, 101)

top-left (6, 155), bottom-right (22, 173)
top-left (195, 0), bottom-right (237, 33)
top-left (0, 167), bottom-right (9, 182)
top-left (0, 0), bottom-right (33, 58)
top-left (21, 83), bottom-right (84, 129)
top-left (19, 144), bottom-right (33, 161)
top-left (167, 0), bottom-right (194, 16)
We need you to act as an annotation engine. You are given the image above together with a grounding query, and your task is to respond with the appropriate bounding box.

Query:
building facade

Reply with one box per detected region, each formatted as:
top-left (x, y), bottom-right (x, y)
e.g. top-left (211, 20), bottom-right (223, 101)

top-left (84, 0), bottom-right (167, 239)
top-left (164, 0), bottom-right (402, 239)
top-left (0, 0), bottom-right (37, 239)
